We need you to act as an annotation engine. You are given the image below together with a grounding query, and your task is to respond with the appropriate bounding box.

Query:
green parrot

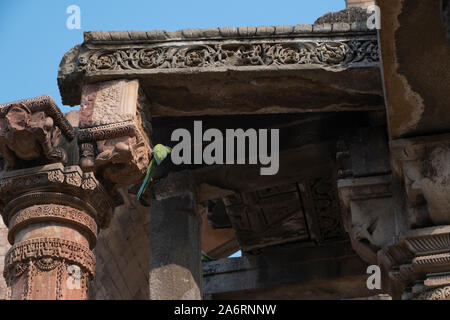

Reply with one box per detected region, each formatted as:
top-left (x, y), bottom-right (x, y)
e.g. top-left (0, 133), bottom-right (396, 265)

top-left (201, 251), bottom-right (214, 262)
top-left (138, 144), bottom-right (214, 262)
top-left (137, 144), bottom-right (172, 204)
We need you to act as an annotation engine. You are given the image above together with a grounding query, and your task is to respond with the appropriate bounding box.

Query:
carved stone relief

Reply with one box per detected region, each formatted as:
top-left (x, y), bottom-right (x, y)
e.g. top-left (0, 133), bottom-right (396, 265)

top-left (79, 80), bottom-right (151, 189)
top-left (82, 40), bottom-right (379, 73)
top-left (0, 96), bottom-right (74, 170)
top-left (222, 177), bottom-right (346, 252)
top-left (391, 134), bottom-right (450, 227)
top-left (338, 175), bottom-right (395, 264)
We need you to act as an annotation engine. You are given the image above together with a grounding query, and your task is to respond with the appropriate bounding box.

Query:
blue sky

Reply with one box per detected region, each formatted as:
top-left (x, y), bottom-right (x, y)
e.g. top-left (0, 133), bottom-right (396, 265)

top-left (0, 0), bottom-right (345, 113)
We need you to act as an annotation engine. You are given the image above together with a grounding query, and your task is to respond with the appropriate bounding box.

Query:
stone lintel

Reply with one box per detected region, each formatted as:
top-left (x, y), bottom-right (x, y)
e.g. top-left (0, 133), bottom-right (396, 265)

top-left (203, 242), bottom-right (377, 299)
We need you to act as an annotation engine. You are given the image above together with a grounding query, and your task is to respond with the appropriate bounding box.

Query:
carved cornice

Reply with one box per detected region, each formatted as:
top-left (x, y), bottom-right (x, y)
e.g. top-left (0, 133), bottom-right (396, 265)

top-left (59, 30), bottom-right (378, 106)
top-left (83, 20), bottom-right (374, 44)
top-left (81, 39), bottom-right (378, 73)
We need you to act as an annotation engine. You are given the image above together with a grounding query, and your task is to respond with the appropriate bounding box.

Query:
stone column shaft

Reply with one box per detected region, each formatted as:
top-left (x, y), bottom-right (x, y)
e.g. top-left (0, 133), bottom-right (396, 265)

top-left (149, 172), bottom-right (202, 300)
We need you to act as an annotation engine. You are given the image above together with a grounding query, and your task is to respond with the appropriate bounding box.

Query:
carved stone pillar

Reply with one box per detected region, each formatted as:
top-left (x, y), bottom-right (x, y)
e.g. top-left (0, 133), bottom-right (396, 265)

top-left (1, 164), bottom-right (113, 300)
top-left (149, 171), bottom-right (202, 300)
top-left (377, 134), bottom-right (450, 299)
top-left (0, 88), bottom-right (151, 300)
top-left (0, 96), bottom-right (113, 299)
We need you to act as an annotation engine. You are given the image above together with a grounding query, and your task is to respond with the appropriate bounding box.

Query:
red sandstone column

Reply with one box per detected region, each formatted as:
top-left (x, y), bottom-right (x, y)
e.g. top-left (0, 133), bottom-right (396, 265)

top-left (0, 96), bottom-right (116, 300)
top-left (1, 164), bottom-right (113, 300)
top-left (0, 82), bottom-right (151, 300)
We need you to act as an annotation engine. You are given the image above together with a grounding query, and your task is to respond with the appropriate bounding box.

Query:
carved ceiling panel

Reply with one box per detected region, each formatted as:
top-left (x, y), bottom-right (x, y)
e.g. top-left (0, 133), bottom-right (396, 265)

top-left (220, 176), bottom-right (347, 252)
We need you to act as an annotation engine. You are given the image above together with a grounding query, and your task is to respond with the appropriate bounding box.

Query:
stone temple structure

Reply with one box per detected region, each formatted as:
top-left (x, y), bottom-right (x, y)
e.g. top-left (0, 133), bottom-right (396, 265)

top-left (0, 0), bottom-right (449, 300)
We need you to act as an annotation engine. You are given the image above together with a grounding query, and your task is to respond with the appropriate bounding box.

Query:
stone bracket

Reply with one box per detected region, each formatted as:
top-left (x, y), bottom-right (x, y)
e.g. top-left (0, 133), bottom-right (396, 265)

top-left (338, 175), bottom-right (394, 264)
top-left (391, 133), bottom-right (450, 227)
top-left (0, 96), bottom-right (75, 170)
top-left (78, 79), bottom-right (152, 189)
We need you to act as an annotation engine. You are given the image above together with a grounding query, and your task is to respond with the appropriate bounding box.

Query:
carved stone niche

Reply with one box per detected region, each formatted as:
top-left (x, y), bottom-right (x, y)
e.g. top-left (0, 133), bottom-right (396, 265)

top-left (0, 96), bottom-right (75, 170)
top-left (378, 226), bottom-right (450, 300)
top-left (78, 79), bottom-right (152, 190)
top-left (390, 133), bottom-right (450, 228)
top-left (338, 175), bottom-right (395, 265)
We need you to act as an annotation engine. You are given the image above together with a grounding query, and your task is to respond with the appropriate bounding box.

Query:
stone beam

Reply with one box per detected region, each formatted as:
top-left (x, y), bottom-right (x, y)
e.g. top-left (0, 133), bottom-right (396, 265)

top-left (203, 242), bottom-right (378, 299)
top-left (58, 20), bottom-right (382, 117)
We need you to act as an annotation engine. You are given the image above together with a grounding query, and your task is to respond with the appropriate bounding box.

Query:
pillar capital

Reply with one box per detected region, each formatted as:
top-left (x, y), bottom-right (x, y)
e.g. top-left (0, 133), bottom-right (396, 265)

top-left (379, 226), bottom-right (450, 300)
top-left (0, 95), bottom-right (74, 170)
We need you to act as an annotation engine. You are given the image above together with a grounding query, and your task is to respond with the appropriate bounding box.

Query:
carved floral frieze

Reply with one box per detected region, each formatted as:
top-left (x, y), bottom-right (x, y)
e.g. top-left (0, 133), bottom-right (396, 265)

top-left (80, 40), bottom-right (379, 73)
